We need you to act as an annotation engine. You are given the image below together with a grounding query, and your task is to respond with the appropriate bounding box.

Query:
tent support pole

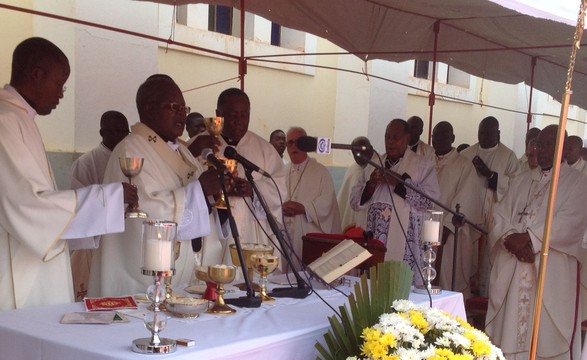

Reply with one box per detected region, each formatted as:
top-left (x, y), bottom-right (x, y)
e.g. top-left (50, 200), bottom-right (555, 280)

top-left (529, 2), bottom-right (586, 359)
top-left (239, 0), bottom-right (247, 90)
top-left (427, 21), bottom-right (440, 144)
top-left (526, 57), bottom-right (537, 131)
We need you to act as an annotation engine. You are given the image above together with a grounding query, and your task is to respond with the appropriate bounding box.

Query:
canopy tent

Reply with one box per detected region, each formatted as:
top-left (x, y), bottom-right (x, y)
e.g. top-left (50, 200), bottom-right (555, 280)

top-left (138, 0), bottom-right (587, 122)
top-left (136, 2), bottom-right (586, 358)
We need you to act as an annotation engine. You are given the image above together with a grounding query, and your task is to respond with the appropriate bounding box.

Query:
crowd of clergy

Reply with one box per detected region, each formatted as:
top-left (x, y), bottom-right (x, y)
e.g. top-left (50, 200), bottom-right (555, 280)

top-left (3, 36), bottom-right (587, 360)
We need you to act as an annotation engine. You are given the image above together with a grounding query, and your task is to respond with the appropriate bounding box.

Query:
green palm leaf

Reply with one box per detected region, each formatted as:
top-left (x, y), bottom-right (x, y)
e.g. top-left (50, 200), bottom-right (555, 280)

top-left (315, 260), bottom-right (413, 360)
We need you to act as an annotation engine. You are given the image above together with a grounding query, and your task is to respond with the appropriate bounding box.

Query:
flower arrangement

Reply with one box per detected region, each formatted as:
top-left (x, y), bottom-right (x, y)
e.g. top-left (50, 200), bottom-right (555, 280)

top-left (349, 299), bottom-right (505, 360)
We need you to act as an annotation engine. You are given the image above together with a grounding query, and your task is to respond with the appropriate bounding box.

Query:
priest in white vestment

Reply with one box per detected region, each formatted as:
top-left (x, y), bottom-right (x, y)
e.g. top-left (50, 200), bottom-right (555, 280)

top-left (0, 38), bottom-right (136, 310)
top-left (337, 137), bottom-right (377, 231)
top-left (283, 127), bottom-right (342, 259)
top-left (461, 116), bottom-right (520, 296)
top-left (190, 88), bottom-right (287, 256)
top-left (518, 127), bottom-right (541, 172)
top-left (350, 119), bottom-right (439, 285)
top-left (69, 110), bottom-right (129, 301)
top-left (88, 76), bottom-right (223, 297)
top-left (564, 135), bottom-right (587, 174)
top-left (430, 122), bottom-right (482, 298)
top-left (486, 125), bottom-right (587, 360)
top-left (407, 115), bottom-right (435, 159)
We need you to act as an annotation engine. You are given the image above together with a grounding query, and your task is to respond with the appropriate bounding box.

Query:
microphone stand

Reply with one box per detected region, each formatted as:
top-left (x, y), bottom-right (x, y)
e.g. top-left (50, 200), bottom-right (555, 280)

top-left (243, 168), bottom-right (311, 299)
top-left (359, 155), bottom-right (487, 291)
top-left (218, 170), bottom-right (262, 308)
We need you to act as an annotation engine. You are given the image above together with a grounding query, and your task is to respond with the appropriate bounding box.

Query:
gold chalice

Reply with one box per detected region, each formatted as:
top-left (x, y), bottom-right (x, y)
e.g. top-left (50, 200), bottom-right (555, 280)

top-left (251, 254), bottom-right (279, 302)
top-left (204, 116), bottom-right (224, 138)
top-left (203, 117), bottom-right (229, 209)
top-left (119, 157), bottom-right (148, 218)
top-left (207, 265), bottom-right (237, 315)
top-left (229, 243), bottom-right (274, 291)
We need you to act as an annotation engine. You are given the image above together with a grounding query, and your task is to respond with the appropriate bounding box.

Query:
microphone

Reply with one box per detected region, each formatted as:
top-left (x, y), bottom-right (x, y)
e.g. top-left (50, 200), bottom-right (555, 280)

top-left (296, 136), bottom-right (373, 154)
top-left (224, 146), bottom-right (272, 178)
top-left (201, 148), bottom-right (225, 171)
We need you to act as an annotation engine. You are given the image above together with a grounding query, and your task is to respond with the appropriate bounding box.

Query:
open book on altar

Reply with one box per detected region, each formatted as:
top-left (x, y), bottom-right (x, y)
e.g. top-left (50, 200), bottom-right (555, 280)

top-left (307, 239), bottom-right (372, 284)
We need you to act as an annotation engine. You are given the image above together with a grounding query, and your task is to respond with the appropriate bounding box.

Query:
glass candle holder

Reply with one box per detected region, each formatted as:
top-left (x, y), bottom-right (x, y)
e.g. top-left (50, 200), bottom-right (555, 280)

top-left (132, 220), bottom-right (177, 354)
top-left (414, 210), bottom-right (443, 295)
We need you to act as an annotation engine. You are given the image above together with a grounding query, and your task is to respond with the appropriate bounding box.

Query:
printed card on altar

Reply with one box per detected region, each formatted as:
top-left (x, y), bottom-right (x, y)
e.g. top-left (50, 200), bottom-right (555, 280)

top-left (61, 312), bottom-right (116, 324)
top-left (84, 296), bottom-right (138, 311)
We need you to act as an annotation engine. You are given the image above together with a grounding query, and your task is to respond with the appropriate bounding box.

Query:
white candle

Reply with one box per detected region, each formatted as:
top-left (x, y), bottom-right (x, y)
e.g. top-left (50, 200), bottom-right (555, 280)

top-left (422, 219), bottom-right (441, 244)
top-left (143, 239), bottom-right (172, 271)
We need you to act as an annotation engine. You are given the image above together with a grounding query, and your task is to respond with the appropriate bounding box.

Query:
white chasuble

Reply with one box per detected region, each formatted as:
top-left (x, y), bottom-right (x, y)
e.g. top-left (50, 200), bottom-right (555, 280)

top-left (88, 123), bottom-right (211, 297)
top-left (0, 86), bottom-right (124, 310)
top-left (337, 153), bottom-right (379, 231)
top-left (214, 131), bottom-right (287, 250)
top-left (285, 157), bottom-right (342, 259)
top-left (486, 165), bottom-right (587, 360)
top-left (350, 150), bottom-right (439, 284)
top-left (434, 149), bottom-right (482, 298)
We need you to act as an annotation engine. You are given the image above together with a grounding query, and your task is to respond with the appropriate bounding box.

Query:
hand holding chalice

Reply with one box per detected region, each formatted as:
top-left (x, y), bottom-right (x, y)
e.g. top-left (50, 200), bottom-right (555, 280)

top-left (119, 157), bottom-right (148, 218)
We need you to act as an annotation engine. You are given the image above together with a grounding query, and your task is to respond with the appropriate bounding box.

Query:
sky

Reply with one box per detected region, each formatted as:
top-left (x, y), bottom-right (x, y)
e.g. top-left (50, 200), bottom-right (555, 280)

top-left (491, 0), bottom-right (586, 27)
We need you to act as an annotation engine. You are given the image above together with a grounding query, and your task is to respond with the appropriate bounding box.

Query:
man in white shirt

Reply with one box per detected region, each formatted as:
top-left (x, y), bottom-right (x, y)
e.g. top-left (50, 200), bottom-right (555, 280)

top-left (283, 126), bottom-right (342, 259)
top-left (69, 110), bottom-right (129, 301)
top-left (0, 37), bottom-right (137, 310)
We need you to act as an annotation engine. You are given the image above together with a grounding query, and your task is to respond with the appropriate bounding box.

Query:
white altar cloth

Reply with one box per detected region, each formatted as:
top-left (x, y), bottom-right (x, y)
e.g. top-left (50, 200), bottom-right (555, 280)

top-left (0, 278), bottom-right (465, 360)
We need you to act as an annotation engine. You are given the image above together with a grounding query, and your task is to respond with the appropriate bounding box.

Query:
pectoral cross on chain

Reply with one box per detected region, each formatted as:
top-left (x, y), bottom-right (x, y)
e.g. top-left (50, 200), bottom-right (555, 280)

top-left (517, 207), bottom-right (536, 223)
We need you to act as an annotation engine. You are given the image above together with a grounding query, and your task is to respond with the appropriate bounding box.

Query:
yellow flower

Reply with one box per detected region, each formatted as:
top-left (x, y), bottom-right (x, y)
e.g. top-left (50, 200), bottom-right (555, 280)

top-left (471, 340), bottom-right (492, 356)
top-left (362, 327), bottom-right (381, 342)
top-left (370, 342), bottom-right (388, 359)
top-left (408, 310), bottom-right (429, 333)
top-left (380, 332), bottom-right (396, 348)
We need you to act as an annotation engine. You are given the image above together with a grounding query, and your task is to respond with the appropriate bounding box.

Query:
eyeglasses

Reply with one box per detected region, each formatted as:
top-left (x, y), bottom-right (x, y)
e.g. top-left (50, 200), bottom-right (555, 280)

top-left (163, 102), bottom-right (191, 116)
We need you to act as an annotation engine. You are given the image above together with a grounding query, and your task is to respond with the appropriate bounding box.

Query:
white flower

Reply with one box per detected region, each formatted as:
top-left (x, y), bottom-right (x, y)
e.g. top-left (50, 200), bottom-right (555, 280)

top-left (354, 300), bottom-right (505, 360)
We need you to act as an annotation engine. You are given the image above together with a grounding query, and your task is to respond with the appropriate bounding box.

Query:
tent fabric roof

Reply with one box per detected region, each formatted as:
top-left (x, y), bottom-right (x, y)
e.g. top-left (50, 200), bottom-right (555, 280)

top-left (140, 0), bottom-right (587, 110)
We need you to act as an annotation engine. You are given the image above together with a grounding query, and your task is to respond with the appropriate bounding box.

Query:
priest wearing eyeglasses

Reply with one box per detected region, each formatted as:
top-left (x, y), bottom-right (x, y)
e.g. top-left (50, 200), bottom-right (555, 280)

top-left (88, 75), bottom-right (226, 297)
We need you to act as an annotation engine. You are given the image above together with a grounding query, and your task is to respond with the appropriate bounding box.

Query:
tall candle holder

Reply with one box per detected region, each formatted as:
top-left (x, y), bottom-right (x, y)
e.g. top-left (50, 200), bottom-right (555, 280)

top-left (132, 220), bottom-right (177, 354)
top-left (414, 210), bottom-right (443, 295)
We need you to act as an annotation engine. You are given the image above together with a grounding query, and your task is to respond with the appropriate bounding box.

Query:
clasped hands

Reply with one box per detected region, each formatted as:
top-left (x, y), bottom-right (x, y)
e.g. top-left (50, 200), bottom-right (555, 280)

top-left (188, 135), bottom-right (252, 198)
top-left (369, 168), bottom-right (401, 187)
top-left (503, 232), bottom-right (535, 263)
top-left (282, 201), bottom-right (305, 217)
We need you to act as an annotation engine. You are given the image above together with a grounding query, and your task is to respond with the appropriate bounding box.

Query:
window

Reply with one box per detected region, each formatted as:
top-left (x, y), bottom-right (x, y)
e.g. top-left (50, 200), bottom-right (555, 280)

top-left (412, 60), bottom-right (470, 89)
top-left (209, 5), bottom-right (233, 35)
top-left (413, 60), bottom-right (430, 79)
top-left (271, 23), bottom-right (281, 46)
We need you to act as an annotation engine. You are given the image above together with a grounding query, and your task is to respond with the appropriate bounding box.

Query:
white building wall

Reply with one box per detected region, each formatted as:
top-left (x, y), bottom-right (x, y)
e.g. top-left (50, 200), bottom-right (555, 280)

top-left (1, 0), bottom-right (587, 178)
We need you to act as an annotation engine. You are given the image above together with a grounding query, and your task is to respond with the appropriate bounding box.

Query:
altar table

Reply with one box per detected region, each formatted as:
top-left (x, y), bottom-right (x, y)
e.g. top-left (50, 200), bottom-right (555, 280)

top-left (0, 279), bottom-right (465, 360)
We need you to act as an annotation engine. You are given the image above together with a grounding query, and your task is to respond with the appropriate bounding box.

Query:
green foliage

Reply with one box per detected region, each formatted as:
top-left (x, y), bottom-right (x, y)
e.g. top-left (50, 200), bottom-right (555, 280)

top-left (315, 261), bottom-right (413, 360)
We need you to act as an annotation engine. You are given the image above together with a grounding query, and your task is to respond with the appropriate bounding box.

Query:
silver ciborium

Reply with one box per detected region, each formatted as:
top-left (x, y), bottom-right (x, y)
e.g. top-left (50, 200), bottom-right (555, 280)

top-left (119, 157), bottom-right (148, 218)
